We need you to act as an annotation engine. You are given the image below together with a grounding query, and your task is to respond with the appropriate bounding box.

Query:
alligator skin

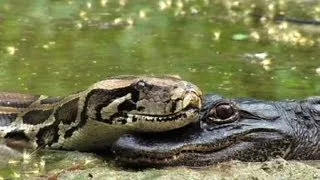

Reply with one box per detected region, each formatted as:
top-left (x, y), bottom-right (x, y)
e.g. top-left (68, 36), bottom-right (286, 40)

top-left (112, 94), bottom-right (320, 167)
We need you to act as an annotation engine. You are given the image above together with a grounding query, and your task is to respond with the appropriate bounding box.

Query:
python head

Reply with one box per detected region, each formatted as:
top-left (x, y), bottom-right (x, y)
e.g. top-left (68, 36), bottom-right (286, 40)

top-left (84, 75), bottom-right (202, 132)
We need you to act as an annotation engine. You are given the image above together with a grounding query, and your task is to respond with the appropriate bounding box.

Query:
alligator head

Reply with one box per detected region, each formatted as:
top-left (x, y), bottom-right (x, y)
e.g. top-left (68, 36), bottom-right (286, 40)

top-left (112, 94), bottom-right (320, 167)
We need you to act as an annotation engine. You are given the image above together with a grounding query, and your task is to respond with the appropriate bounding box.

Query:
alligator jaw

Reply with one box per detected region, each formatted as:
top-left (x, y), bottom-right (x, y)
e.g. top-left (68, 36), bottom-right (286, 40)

top-left (112, 119), bottom-right (292, 167)
top-left (112, 95), bottom-right (320, 167)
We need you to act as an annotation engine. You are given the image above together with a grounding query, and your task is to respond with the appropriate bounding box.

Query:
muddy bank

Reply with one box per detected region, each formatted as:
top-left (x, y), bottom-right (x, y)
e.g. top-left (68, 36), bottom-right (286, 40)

top-left (58, 159), bottom-right (320, 180)
top-left (1, 150), bottom-right (319, 179)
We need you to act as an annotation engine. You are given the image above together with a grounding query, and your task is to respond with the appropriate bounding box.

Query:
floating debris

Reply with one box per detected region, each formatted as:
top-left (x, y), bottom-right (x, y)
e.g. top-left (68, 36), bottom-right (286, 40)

top-left (86, 2), bottom-right (92, 9)
top-left (76, 22), bottom-right (82, 29)
top-left (6, 46), bottom-right (17, 55)
top-left (250, 31), bottom-right (260, 40)
top-left (100, 0), bottom-right (108, 7)
top-left (119, 0), bottom-right (127, 6)
top-left (261, 60), bottom-right (271, 70)
top-left (212, 31), bottom-right (221, 40)
top-left (84, 17), bottom-right (133, 30)
top-left (244, 52), bottom-right (272, 70)
top-left (261, 59), bottom-right (271, 66)
top-left (139, 10), bottom-right (147, 19)
top-left (114, 18), bottom-right (123, 24)
top-left (188, 68), bottom-right (197, 72)
top-left (190, 6), bottom-right (199, 14)
top-left (126, 18), bottom-right (134, 26)
top-left (79, 11), bottom-right (88, 21)
top-left (232, 33), bottom-right (249, 41)
top-left (43, 44), bottom-right (49, 49)
top-left (244, 52), bottom-right (269, 60)
top-left (316, 67), bottom-right (320, 75)
top-left (159, 0), bottom-right (172, 11)
top-left (42, 41), bottom-right (55, 50)
top-left (176, 0), bottom-right (183, 9)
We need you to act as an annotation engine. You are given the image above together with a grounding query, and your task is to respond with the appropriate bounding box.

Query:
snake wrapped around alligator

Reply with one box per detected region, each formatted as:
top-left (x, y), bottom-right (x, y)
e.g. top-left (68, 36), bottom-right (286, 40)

top-left (0, 75), bottom-right (202, 163)
top-left (113, 94), bottom-right (320, 167)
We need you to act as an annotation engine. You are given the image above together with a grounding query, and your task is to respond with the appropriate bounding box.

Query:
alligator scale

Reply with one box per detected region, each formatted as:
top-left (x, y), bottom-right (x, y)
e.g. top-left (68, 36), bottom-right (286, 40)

top-left (113, 94), bottom-right (320, 167)
top-left (0, 76), bottom-right (202, 160)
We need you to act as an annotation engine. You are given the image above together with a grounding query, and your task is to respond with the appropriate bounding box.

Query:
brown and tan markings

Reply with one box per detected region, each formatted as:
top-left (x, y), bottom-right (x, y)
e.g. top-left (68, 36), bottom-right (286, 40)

top-left (0, 76), bottom-right (202, 158)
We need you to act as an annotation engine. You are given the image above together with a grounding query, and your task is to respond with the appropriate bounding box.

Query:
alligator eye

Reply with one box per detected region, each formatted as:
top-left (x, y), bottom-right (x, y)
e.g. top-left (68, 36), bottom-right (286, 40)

top-left (206, 102), bottom-right (239, 124)
top-left (215, 103), bottom-right (235, 119)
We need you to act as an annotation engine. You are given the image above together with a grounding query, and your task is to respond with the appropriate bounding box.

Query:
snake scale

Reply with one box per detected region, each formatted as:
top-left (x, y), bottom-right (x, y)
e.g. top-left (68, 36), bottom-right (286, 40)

top-left (0, 75), bottom-right (202, 161)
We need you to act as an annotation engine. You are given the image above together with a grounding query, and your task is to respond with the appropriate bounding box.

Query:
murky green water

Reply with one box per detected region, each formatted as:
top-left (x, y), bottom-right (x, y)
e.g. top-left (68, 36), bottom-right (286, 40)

top-left (1, 0), bottom-right (319, 99)
top-left (0, 0), bottom-right (320, 179)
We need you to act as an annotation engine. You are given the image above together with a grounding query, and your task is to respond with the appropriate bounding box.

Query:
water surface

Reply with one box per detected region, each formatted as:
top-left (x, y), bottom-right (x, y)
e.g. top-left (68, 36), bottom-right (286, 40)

top-left (1, 0), bottom-right (319, 99)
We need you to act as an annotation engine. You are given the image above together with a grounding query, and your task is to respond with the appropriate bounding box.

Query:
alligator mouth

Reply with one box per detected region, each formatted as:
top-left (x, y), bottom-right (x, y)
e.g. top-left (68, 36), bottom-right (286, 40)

top-left (115, 141), bottom-right (234, 166)
top-left (112, 123), bottom-right (288, 167)
top-left (113, 128), bottom-right (239, 167)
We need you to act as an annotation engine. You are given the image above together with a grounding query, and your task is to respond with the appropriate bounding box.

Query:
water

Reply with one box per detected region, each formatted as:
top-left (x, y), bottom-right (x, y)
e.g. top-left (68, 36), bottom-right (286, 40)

top-left (0, 0), bottom-right (319, 178)
top-left (0, 0), bottom-right (319, 100)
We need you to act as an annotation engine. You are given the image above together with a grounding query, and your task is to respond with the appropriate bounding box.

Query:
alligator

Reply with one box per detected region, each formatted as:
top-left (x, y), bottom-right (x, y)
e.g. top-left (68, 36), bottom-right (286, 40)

top-left (112, 94), bottom-right (320, 166)
top-left (0, 75), bottom-right (202, 163)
